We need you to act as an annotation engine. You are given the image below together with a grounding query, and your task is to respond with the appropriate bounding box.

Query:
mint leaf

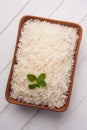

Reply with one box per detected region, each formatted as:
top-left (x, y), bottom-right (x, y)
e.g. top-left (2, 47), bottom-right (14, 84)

top-left (38, 81), bottom-right (46, 87)
top-left (27, 73), bottom-right (46, 89)
top-left (27, 74), bottom-right (36, 82)
top-left (37, 73), bottom-right (46, 83)
top-left (28, 83), bottom-right (39, 89)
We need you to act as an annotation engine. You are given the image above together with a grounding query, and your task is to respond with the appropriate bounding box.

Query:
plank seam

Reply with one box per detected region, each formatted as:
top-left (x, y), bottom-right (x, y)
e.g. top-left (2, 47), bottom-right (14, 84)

top-left (49, 0), bottom-right (66, 18)
top-left (57, 94), bottom-right (87, 129)
top-left (0, 103), bottom-right (10, 114)
top-left (0, 0), bottom-right (31, 36)
top-left (21, 109), bottom-right (41, 130)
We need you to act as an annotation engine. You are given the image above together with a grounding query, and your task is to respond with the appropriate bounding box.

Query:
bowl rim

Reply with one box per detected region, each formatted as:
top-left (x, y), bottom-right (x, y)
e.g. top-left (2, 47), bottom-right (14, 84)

top-left (5, 15), bottom-right (82, 112)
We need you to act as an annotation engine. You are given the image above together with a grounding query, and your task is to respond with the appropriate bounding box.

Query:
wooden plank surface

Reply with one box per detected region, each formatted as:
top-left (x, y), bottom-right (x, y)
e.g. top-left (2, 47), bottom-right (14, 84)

top-left (0, 0), bottom-right (87, 130)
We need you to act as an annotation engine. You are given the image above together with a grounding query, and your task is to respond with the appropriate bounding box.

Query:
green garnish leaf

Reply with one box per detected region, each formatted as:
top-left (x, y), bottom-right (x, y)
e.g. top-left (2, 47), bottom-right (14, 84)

top-left (27, 74), bottom-right (36, 82)
top-left (27, 73), bottom-right (46, 89)
top-left (38, 81), bottom-right (46, 87)
top-left (28, 83), bottom-right (39, 89)
top-left (37, 73), bottom-right (46, 83)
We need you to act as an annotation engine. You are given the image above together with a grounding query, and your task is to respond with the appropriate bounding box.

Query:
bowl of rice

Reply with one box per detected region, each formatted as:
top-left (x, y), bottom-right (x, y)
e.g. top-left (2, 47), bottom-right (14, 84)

top-left (5, 15), bottom-right (82, 112)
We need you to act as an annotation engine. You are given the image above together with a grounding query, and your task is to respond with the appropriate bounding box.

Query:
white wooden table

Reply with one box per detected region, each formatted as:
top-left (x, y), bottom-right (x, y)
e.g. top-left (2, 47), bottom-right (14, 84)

top-left (0, 0), bottom-right (87, 130)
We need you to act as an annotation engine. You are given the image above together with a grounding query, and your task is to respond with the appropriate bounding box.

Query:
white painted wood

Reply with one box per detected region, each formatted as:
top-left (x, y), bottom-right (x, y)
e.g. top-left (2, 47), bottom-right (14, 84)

top-left (77, 15), bottom-right (87, 65)
top-left (0, 63), bottom-right (11, 112)
top-left (0, 104), bottom-right (38, 130)
top-left (77, 31), bottom-right (87, 66)
top-left (21, 0), bottom-right (65, 17)
top-left (0, 0), bottom-right (29, 33)
top-left (80, 15), bottom-right (87, 30)
top-left (58, 97), bottom-right (87, 130)
top-left (23, 110), bottom-right (61, 130)
top-left (58, 125), bottom-right (66, 130)
top-left (0, 0), bottom-right (64, 72)
top-left (0, 0), bottom-right (87, 130)
top-left (52, 0), bottom-right (87, 23)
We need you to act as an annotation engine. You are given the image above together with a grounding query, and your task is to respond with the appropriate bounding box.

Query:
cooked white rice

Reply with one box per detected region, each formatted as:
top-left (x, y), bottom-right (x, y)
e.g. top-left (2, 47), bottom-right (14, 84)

top-left (10, 19), bottom-right (78, 108)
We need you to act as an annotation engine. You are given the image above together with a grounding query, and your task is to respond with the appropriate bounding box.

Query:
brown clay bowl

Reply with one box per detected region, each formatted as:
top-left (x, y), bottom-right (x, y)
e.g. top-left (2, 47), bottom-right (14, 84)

top-left (5, 15), bottom-right (82, 112)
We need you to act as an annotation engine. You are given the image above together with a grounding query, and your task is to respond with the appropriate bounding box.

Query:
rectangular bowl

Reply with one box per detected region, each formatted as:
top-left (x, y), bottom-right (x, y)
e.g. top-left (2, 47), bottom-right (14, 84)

top-left (5, 15), bottom-right (82, 112)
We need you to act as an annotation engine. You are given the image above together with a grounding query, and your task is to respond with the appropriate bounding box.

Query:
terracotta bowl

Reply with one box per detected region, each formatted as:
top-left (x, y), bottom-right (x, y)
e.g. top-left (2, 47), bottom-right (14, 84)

top-left (5, 15), bottom-right (82, 112)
